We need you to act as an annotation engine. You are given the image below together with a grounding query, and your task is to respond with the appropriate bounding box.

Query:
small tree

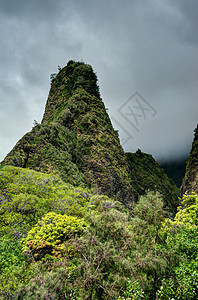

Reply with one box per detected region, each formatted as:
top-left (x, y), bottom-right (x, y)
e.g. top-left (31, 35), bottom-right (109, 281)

top-left (129, 192), bottom-right (168, 298)
top-left (157, 193), bottom-right (198, 299)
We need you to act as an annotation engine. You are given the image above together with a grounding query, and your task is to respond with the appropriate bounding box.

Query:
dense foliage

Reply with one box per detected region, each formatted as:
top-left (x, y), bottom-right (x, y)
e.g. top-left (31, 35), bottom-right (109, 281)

top-left (0, 166), bottom-right (131, 298)
top-left (0, 165), bottom-right (197, 299)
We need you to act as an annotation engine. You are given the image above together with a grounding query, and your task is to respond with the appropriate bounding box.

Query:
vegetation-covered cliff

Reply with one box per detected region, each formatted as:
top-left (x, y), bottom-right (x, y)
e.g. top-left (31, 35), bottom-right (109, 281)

top-left (181, 124), bottom-right (198, 196)
top-left (2, 61), bottom-right (134, 205)
top-left (126, 150), bottom-right (179, 214)
top-left (2, 61), bottom-right (180, 212)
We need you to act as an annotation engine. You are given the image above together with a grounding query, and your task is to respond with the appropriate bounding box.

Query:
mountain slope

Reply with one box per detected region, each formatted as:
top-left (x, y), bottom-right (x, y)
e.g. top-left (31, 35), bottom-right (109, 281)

top-left (181, 124), bottom-right (198, 196)
top-left (2, 61), bottom-right (134, 205)
top-left (126, 149), bottom-right (179, 214)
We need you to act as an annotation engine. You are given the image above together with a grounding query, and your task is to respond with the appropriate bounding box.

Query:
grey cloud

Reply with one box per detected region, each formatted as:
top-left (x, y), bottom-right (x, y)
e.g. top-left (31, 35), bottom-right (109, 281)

top-left (0, 0), bottom-right (197, 162)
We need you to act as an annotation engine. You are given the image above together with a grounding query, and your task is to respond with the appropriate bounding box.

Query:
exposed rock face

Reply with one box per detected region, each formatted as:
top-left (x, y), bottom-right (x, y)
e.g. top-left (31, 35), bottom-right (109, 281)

top-left (181, 124), bottom-right (198, 196)
top-left (2, 61), bottom-right (135, 205)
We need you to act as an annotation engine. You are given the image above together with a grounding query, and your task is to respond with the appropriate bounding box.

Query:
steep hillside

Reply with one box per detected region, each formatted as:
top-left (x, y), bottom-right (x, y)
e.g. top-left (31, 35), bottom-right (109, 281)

top-left (126, 149), bottom-right (179, 214)
top-left (2, 61), bottom-right (134, 205)
top-left (181, 124), bottom-right (198, 196)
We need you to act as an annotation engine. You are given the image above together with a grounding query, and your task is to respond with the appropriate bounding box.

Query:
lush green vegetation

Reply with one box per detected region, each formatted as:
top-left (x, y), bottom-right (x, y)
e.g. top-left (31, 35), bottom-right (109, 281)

top-left (0, 165), bottom-right (197, 299)
top-left (1, 62), bottom-right (197, 299)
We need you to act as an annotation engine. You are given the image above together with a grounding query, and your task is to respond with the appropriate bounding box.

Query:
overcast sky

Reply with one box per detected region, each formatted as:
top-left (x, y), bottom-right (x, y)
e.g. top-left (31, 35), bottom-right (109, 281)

top-left (0, 0), bottom-right (198, 162)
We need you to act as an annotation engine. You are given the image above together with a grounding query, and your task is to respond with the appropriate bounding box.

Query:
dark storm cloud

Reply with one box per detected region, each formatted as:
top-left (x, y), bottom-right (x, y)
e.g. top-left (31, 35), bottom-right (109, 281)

top-left (0, 0), bottom-right (197, 161)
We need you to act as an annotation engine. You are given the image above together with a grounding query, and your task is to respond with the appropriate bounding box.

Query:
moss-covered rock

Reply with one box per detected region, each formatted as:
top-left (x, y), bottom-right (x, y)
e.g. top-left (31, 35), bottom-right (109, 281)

top-left (181, 124), bottom-right (198, 196)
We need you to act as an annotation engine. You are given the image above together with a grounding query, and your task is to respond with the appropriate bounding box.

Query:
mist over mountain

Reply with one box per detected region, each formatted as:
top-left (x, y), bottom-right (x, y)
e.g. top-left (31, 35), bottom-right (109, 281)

top-left (160, 157), bottom-right (187, 188)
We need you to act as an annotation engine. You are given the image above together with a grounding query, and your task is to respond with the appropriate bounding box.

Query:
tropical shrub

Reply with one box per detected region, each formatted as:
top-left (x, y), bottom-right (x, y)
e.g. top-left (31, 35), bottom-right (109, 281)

top-left (22, 212), bottom-right (87, 261)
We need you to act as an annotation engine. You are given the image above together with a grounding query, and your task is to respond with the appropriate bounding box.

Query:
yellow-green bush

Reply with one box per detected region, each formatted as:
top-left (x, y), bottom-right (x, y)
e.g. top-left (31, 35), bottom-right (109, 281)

top-left (22, 212), bottom-right (87, 261)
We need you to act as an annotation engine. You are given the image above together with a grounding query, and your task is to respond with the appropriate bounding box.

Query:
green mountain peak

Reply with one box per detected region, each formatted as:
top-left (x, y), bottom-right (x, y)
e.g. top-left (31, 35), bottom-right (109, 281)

top-left (2, 60), bottom-right (180, 211)
top-left (42, 60), bottom-right (101, 123)
top-left (2, 61), bottom-right (135, 205)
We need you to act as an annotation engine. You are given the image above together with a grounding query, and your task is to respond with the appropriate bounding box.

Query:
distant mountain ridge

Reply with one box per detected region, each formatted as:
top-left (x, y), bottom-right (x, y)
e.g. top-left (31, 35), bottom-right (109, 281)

top-left (160, 158), bottom-right (186, 188)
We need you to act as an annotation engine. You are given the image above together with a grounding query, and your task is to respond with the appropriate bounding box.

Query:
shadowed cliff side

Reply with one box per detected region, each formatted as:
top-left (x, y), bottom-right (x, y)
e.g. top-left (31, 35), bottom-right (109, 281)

top-left (160, 159), bottom-right (186, 188)
top-left (126, 150), bottom-right (179, 215)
